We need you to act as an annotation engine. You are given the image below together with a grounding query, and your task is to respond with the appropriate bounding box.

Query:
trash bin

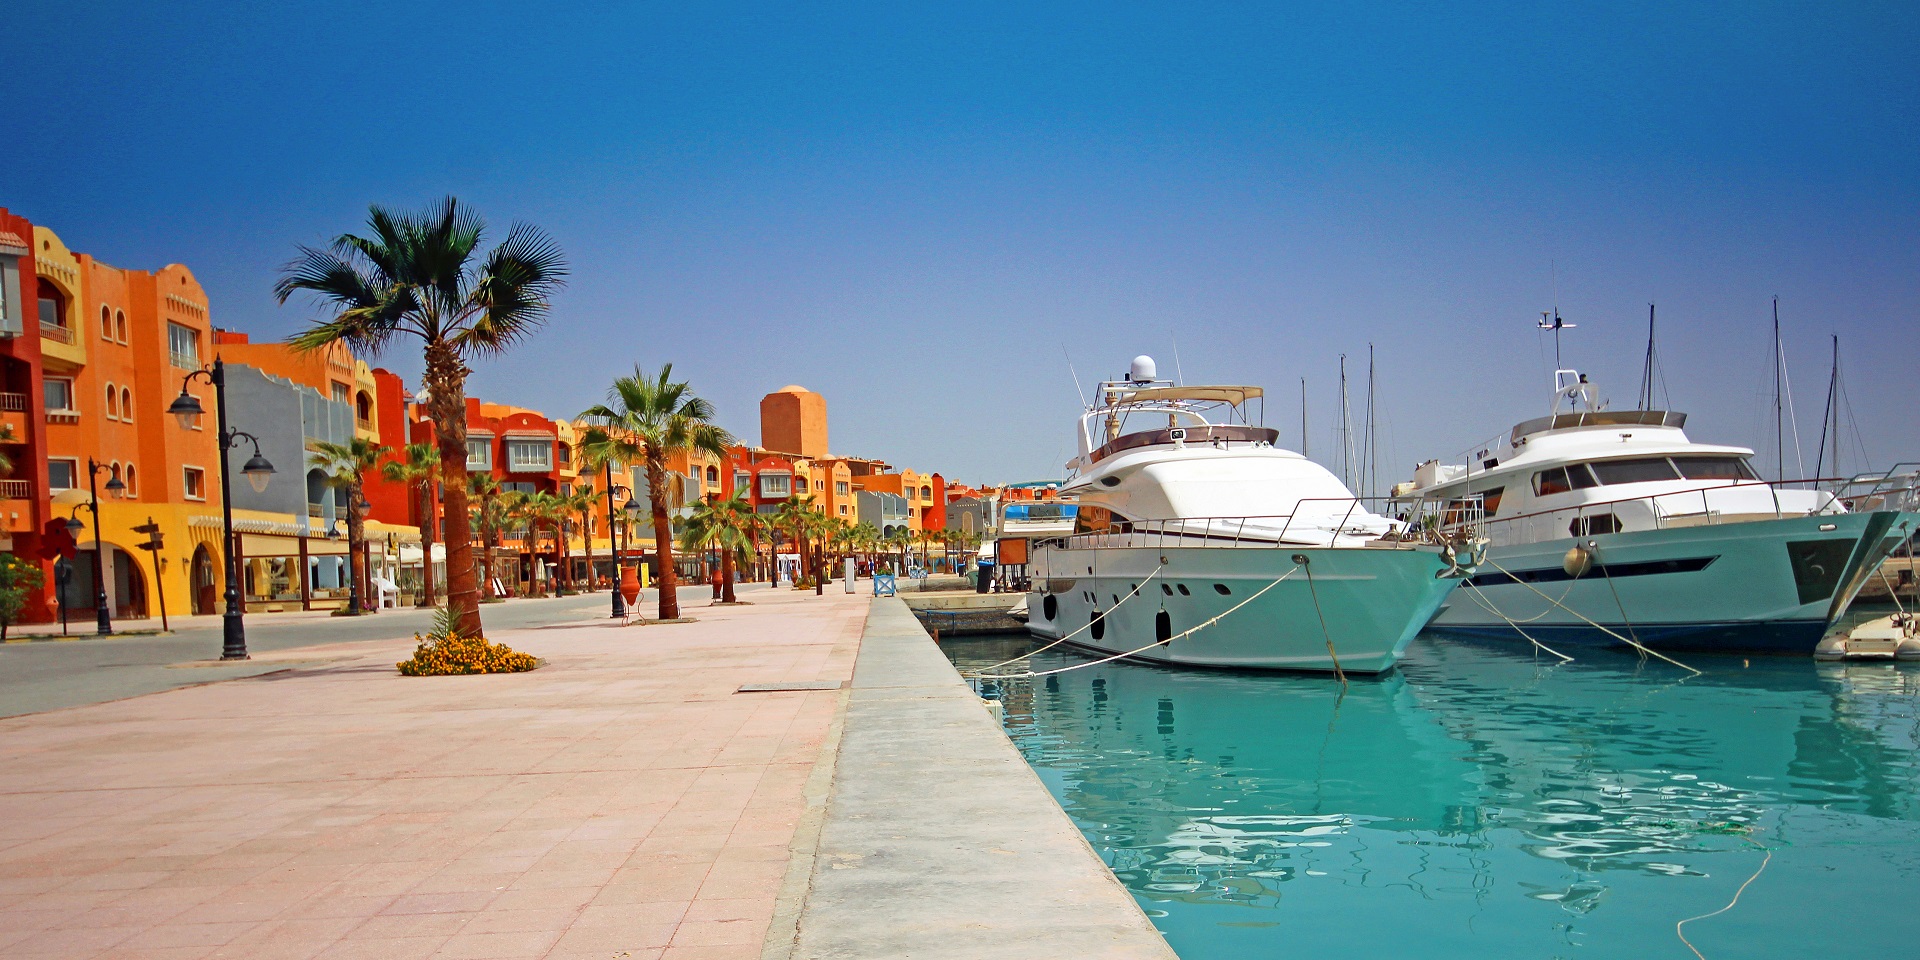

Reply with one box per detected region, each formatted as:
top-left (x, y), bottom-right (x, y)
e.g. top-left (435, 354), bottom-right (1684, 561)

top-left (975, 561), bottom-right (995, 594)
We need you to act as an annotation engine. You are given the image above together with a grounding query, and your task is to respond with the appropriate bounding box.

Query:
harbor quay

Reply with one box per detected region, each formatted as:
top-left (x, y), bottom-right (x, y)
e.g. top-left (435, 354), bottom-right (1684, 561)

top-left (0, 587), bottom-right (1172, 960)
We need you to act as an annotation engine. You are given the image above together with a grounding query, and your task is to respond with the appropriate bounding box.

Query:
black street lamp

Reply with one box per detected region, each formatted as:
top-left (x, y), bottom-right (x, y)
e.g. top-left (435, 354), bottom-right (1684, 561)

top-left (83, 459), bottom-right (126, 635)
top-left (604, 460), bottom-right (624, 619)
top-left (168, 358), bottom-right (275, 660)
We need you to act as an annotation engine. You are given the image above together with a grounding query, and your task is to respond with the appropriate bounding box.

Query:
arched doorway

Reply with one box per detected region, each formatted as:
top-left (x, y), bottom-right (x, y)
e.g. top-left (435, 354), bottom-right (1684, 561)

top-left (191, 543), bottom-right (217, 615)
top-left (111, 547), bottom-right (148, 620)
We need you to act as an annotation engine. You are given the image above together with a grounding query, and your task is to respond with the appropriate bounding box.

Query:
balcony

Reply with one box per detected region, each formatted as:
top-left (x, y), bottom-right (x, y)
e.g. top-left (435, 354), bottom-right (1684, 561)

top-left (0, 479), bottom-right (33, 499)
top-left (39, 322), bottom-right (74, 344)
top-left (0, 392), bottom-right (25, 413)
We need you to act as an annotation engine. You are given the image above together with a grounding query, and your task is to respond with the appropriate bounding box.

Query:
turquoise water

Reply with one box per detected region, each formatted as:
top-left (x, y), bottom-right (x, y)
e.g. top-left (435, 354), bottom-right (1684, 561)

top-left (944, 631), bottom-right (1920, 959)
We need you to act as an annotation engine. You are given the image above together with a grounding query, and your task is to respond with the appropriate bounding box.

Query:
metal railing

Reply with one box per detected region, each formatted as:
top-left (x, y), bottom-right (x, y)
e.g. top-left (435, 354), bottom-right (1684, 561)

top-left (1412, 475), bottom-right (1919, 544)
top-left (0, 392), bottom-right (26, 412)
top-left (39, 322), bottom-right (74, 344)
top-left (0, 479), bottom-right (32, 500)
top-left (1046, 499), bottom-right (1412, 551)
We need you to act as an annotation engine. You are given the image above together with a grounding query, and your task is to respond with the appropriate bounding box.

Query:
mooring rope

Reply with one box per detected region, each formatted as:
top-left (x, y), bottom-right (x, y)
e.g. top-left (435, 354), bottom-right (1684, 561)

top-left (968, 564), bottom-right (1303, 680)
top-left (1301, 561), bottom-right (1348, 686)
top-left (965, 563), bottom-right (1167, 674)
top-left (1483, 557), bottom-right (1701, 675)
top-left (1462, 580), bottom-right (1576, 663)
top-left (1676, 833), bottom-right (1773, 960)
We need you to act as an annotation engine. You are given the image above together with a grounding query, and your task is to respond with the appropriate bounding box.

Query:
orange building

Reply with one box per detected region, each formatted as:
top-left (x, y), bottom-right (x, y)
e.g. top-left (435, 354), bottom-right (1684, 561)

top-left (760, 385), bottom-right (828, 459)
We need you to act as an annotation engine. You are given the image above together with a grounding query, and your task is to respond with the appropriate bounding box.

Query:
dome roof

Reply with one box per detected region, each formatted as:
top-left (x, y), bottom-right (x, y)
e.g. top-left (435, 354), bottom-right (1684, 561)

top-left (775, 384), bottom-right (812, 394)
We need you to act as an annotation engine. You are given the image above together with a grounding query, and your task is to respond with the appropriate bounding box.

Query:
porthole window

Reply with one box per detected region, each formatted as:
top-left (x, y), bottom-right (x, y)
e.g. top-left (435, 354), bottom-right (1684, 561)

top-left (1161, 584), bottom-right (1172, 595)
top-left (1176, 584), bottom-right (1190, 596)
top-left (1214, 583), bottom-right (1232, 595)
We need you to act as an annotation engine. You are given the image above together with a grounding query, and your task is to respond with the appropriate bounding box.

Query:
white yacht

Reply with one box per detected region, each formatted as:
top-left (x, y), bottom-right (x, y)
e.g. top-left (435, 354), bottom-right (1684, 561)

top-left (1394, 370), bottom-right (1919, 654)
top-left (1025, 357), bottom-right (1476, 674)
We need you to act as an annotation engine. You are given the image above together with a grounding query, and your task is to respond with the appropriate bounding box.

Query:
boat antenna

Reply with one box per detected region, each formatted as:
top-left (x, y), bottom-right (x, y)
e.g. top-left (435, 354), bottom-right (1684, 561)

top-left (1062, 345), bottom-right (1089, 408)
top-left (1170, 333), bottom-right (1187, 385)
top-left (1770, 297), bottom-right (1807, 482)
top-left (1338, 355), bottom-right (1355, 489)
top-left (1538, 308), bottom-right (1575, 370)
top-left (1364, 344), bottom-right (1378, 501)
top-left (1300, 377), bottom-right (1308, 458)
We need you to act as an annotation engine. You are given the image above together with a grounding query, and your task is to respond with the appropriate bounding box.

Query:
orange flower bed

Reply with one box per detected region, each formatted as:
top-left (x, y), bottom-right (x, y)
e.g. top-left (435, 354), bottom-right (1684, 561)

top-left (397, 631), bottom-right (539, 676)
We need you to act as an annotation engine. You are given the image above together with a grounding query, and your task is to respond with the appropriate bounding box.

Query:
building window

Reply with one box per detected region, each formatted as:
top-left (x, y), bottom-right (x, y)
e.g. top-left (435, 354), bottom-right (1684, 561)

top-left (120, 387), bottom-right (133, 421)
top-left (839, 505), bottom-right (849, 516)
top-left (184, 467), bottom-right (206, 500)
top-left (114, 310), bottom-right (127, 343)
top-left (706, 465), bottom-right (718, 483)
top-left (124, 464), bottom-right (137, 497)
top-left (44, 378), bottom-right (74, 412)
top-left (815, 479), bottom-right (824, 491)
top-left (105, 383), bottom-right (119, 419)
top-left (836, 481), bottom-right (849, 496)
top-left (921, 486), bottom-right (932, 501)
top-left (466, 438), bottom-right (492, 470)
top-left (167, 322), bottom-right (200, 369)
top-left (355, 392), bottom-right (372, 426)
top-left (759, 473), bottom-right (790, 498)
top-left (49, 459), bottom-right (77, 491)
top-left (506, 439), bottom-right (552, 472)
top-left (502, 481), bottom-right (537, 495)
top-left (560, 482), bottom-right (572, 495)
top-left (38, 289), bottom-right (65, 333)
top-left (99, 304), bottom-right (112, 340)
top-left (557, 443), bottom-right (571, 466)
top-left (734, 471), bottom-right (750, 492)
top-left (332, 382), bottom-right (350, 405)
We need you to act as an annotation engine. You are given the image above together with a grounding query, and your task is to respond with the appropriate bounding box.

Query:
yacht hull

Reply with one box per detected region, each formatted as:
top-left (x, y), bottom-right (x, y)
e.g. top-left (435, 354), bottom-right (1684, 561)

top-left (1429, 510), bottom-right (1916, 654)
top-left (1026, 543), bottom-right (1463, 674)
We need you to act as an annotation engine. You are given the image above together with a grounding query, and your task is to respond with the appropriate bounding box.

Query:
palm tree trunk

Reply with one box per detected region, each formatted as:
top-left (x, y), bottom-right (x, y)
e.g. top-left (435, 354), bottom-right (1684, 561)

top-left (581, 514), bottom-right (596, 592)
top-left (346, 480), bottom-right (367, 615)
top-left (417, 481), bottom-right (437, 607)
top-left (558, 520), bottom-right (572, 593)
top-left (426, 342), bottom-right (481, 636)
top-left (646, 458), bottom-right (679, 619)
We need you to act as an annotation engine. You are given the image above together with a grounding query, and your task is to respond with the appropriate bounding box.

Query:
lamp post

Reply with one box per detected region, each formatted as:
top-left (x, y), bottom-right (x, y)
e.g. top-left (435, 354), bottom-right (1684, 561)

top-left (604, 460), bottom-right (624, 618)
top-left (83, 459), bottom-right (126, 635)
top-left (168, 358), bottom-right (275, 660)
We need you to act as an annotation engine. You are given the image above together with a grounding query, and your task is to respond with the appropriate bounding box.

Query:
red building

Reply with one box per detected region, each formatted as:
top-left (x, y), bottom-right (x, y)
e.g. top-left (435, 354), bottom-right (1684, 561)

top-left (0, 209), bottom-right (56, 622)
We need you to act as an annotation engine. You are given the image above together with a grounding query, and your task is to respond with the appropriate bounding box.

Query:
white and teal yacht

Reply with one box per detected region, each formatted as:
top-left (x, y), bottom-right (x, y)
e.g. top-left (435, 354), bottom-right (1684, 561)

top-left (1025, 357), bottom-right (1474, 675)
top-left (1394, 370), bottom-right (1919, 654)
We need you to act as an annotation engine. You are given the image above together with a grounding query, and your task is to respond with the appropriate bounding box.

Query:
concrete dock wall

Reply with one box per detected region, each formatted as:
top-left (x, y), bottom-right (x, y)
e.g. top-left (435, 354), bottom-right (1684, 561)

top-left (779, 598), bottom-right (1176, 959)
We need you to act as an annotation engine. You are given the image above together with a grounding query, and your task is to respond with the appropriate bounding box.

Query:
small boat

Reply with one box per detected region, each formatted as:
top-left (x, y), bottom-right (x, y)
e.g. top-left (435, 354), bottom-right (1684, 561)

top-left (1025, 357), bottom-right (1476, 675)
top-left (1394, 369), bottom-right (1920, 655)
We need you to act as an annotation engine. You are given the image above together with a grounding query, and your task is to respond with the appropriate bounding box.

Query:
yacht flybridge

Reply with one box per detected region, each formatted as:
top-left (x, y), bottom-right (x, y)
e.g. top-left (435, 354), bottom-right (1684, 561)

top-left (1026, 357), bottom-right (1475, 674)
top-left (1394, 369), bottom-right (1919, 653)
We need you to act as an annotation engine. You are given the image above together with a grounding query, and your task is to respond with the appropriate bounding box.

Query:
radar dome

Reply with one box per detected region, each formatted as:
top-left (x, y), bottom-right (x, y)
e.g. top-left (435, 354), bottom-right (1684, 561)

top-left (1129, 356), bottom-right (1157, 382)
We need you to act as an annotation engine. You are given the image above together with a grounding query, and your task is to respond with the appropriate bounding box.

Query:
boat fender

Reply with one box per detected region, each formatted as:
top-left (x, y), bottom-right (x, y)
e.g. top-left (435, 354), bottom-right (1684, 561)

top-left (1563, 545), bottom-right (1594, 578)
top-left (1814, 635), bottom-right (1848, 661)
top-left (1898, 637), bottom-right (1920, 661)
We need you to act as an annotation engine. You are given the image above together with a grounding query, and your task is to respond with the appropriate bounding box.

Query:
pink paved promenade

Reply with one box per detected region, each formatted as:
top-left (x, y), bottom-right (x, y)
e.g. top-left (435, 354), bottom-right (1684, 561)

top-left (0, 588), bottom-right (868, 960)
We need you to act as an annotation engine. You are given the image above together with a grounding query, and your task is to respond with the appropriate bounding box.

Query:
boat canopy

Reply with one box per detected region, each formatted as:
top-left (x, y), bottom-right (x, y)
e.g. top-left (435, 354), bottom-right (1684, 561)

top-left (1113, 385), bottom-right (1263, 406)
top-left (1510, 409), bottom-right (1686, 444)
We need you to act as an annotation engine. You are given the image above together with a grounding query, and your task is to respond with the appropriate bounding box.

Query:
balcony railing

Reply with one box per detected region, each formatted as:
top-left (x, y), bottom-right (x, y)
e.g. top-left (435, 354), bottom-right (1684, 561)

top-left (39, 322), bottom-right (74, 344)
top-left (0, 392), bottom-right (26, 412)
top-left (0, 479), bottom-right (33, 500)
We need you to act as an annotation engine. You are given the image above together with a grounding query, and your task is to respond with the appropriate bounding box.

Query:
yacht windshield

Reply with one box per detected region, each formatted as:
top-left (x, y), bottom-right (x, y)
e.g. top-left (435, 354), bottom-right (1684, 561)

top-left (1589, 458), bottom-right (1683, 485)
top-left (1671, 455), bottom-right (1759, 481)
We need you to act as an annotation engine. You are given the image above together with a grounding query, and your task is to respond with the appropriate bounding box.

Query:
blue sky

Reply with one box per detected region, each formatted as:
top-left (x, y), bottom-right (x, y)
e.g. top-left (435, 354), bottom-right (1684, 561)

top-left (12, 2), bottom-right (1917, 484)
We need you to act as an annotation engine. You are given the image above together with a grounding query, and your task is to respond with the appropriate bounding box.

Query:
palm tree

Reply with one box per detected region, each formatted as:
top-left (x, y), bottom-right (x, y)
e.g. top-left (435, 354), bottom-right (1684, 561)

top-left (679, 495), bottom-right (759, 604)
top-left (807, 509), bottom-right (844, 587)
top-left (849, 522), bottom-right (880, 575)
top-left (275, 197), bottom-right (567, 637)
top-left (770, 494), bottom-right (819, 588)
top-left (469, 473), bottom-right (510, 599)
top-left (579, 365), bottom-right (734, 620)
top-left (311, 437), bottom-right (391, 615)
top-left (380, 442), bottom-right (441, 607)
top-left (0, 424), bottom-right (16, 475)
top-left (883, 528), bottom-right (913, 575)
top-left (564, 482), bottom-right (598, 592)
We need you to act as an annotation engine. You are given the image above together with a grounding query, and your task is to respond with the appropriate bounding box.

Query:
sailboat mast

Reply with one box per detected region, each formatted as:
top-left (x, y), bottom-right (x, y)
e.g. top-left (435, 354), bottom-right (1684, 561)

top-left (1300, 377), bottom-right (1308, 458)
top-left (1816, 334), bottom-right (1839, 479)
top-left (1773, 297), bottom-right (1783, 482)
top-left (1338, 355), bottom-right (1353, 489)
top-left (1639, 303), bottom-right (1657, 409)
top-left (1365, 344), bottom-right (1378, 501)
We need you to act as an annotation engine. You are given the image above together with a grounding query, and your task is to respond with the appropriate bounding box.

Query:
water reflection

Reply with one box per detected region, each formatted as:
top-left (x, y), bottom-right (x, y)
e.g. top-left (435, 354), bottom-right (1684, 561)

top-left (950, 634), bottom-right (1920, 959)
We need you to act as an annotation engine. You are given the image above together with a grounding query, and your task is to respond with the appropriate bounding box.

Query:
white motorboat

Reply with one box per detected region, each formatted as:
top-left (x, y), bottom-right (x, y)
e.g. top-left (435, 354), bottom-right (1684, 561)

top-left (1025, 357), bottom-right (1475, 675)
top-left (1394, 370), bottom-right (1920, 654)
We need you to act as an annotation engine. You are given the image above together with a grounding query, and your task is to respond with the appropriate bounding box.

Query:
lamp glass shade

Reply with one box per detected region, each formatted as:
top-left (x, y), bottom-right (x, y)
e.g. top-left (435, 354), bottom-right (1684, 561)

top-left (104, 476), bottom-right (126, 499)
top-left (624, 499), bottom-right (645, 516)
top-left (65, 518), bottom-right (84, 536)
top-left (167, 392), bottom-right (204, 430)
top-left (242, 453), bottom-right (275, 494)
